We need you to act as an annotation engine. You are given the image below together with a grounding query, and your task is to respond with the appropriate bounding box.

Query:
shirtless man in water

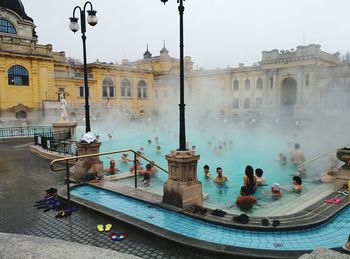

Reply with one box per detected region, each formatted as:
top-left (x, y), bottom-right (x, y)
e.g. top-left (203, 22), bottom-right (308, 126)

top-left (214, 167), bottom-right (228, 185)
top-left (291, 143), bottom-right (306, 176)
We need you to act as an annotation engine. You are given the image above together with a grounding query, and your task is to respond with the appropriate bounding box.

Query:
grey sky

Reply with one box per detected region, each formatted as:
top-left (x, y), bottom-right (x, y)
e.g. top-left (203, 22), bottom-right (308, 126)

top-left (22, 0), bottom-right (350, 69)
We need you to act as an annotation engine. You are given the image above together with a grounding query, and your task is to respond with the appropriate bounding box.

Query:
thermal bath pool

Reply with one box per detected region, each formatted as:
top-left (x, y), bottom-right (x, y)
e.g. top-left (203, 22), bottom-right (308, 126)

top-left (85, 120), bottom-right (344, 216)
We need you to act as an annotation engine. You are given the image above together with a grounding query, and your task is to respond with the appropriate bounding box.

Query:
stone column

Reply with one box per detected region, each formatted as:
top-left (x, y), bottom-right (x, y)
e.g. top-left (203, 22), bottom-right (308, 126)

top-left (69, 140), bottom-right (103, 182)
top-left (52, 121), bottom-right (77, 140)
top-left (163, 150), bottom-right (203, 208)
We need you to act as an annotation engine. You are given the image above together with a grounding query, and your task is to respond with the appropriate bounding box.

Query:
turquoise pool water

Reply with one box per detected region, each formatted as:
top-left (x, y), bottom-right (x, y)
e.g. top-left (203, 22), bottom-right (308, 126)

top-left (71, 185), bottom-right (349, 251)
top-left (85, 121), bottom-right (339, 212)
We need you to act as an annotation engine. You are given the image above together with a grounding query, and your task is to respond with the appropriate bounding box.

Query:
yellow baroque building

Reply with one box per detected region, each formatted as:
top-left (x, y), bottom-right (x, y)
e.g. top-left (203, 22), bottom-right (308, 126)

top-left (1, 0), bottom-right (350, 124)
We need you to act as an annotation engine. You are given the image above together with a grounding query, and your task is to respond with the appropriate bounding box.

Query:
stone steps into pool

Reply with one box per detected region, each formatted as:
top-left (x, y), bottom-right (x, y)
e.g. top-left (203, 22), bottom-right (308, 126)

top-left (255, 183), bottom-right (334, 216)
top-left (63, 181), bottom-right (349, 232)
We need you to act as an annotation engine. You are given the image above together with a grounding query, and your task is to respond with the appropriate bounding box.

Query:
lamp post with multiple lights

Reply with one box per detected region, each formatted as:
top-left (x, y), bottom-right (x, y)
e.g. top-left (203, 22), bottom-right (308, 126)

top-left (161, 0), bottom-right (187, 151)
top-left (69, 1), bottom-right (98, 133)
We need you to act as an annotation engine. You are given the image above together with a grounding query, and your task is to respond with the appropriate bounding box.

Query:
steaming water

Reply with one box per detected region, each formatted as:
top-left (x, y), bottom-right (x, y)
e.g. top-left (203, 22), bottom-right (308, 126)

top-left (79, 118), bottom-right (344, 215)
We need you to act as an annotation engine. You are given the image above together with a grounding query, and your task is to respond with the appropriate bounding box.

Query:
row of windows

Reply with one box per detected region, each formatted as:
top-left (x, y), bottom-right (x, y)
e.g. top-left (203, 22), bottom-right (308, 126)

top-left (0, 19), bottom-right (16, 34)
top-left (79, 78), bottom-right (148, 99)
top-left (233, 75), bottom-right (310, 91)
top-left (233, 78), bottom-right (263, 91)
top-left (232, 98), bottom-right (263, 109)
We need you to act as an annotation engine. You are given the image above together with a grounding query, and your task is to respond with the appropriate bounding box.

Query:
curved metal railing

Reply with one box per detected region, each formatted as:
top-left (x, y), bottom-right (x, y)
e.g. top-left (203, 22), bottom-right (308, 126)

top-left (50, 148), bottom-right (168, 207)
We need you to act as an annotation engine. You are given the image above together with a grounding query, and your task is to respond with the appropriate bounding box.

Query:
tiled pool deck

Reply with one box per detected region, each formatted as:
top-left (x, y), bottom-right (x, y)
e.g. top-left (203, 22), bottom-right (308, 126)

top-left (60, 181), bottom-right (350, 258)
top-left (0, 140), bottom-right (212, 259)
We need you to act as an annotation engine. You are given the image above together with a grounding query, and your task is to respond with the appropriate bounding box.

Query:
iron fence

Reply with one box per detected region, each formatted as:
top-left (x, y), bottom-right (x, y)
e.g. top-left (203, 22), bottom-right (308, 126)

top-left (34, 130), bottom-right (75, 156)
top-left (0, 126), bottom-right (53, 139)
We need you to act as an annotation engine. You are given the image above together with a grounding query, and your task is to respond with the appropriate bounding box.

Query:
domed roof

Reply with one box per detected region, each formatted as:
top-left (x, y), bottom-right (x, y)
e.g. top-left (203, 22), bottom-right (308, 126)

top-left (0, 0), bottom-right (33, 21)
top-left (143, 44), bottom-right (152, 59)
top-left (160, 40), bottom-right (169, 54)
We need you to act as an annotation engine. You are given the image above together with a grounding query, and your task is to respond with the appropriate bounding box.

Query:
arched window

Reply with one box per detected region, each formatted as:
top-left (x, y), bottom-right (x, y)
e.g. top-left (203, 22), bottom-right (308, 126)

top-left (102, 77), bottom-right (115, 98)
top-left (305, 74), bottom-right (310, 88)
top-left (256, 78), bottom-right (263, 89)
top-left (0, 19), bottom-right (16, 34)
top-left (121, 79), bottom-right (132, 97)
top-left (233, 79), bottom-right (239, 91)
top-left (137, 80), bottom-right (147, 99)
top-left (8, 65), bottom-right (29, 85)
top-left (245, 79), bottom-right (250, 90)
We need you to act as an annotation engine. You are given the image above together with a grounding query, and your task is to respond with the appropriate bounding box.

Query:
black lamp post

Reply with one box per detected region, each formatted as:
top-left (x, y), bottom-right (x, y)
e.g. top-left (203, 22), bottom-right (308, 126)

top-left (69, 1), bottom-right (98, 133)
top-left (161, 0), bottom-right (187, 151)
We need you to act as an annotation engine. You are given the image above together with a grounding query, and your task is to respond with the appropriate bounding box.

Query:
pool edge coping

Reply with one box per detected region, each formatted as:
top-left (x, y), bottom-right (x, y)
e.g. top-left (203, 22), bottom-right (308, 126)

top-left (58, 183), bottom-right (349, 259)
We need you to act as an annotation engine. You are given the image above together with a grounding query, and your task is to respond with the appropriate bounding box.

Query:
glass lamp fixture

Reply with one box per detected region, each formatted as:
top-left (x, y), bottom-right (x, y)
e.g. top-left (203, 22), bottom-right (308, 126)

top-left (87, 10), bottom-right (98, 26)
top-left (69, 17), bottom-right (79, 33)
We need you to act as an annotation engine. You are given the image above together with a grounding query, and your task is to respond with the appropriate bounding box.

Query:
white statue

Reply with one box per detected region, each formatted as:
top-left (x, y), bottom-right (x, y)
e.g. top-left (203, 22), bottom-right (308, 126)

top-left (59, 93), bottom-right (68, 121)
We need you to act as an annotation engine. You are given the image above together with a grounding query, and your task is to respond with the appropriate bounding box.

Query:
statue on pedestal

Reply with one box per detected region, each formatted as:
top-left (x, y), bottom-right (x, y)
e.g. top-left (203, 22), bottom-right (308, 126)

top-left (59, 93), bottom-right (68, 121)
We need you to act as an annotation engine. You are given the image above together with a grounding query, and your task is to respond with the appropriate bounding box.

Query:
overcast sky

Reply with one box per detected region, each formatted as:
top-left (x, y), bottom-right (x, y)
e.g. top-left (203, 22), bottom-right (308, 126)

top-left (21, 0), bottom-right (350, 69)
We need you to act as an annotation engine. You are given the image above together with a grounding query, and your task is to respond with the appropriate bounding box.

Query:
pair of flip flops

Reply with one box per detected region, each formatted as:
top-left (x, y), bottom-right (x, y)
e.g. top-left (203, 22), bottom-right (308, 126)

top-left (111, 233), bottom-right (128, 241)
top-left (97, 224), bottom-right (112, 232)
top-left (261, 217), bottom-right (280, 227)
top-left (233, 214), bottom-right (249, 224)
top-left (324, 197), bottom-right (342, 204)
top-left (338, 190), bottom-right (349, 196)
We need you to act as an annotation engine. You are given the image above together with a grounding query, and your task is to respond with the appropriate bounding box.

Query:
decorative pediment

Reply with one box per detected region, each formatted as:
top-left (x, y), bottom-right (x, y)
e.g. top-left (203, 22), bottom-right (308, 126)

top-left (9, 103), bottom-right (29, 113)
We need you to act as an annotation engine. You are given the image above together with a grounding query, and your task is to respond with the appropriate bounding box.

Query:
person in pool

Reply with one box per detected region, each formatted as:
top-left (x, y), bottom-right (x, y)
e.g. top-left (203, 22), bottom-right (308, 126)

top-left (104, 159), bottom-right (119, 176)
top-left (278, 153), bottom-right (287, 165)
top-left (243, 165), bottom-right (256, 194)
top-left (292, 176), bottom-right (303, 193)
top-left (203, 165), bottom-right (211, 179)
top-left (255, 168), bottom-right (266, 186)
top-left (236, 186), bottom-right (257, 210)
top-left (271, 183), bottom-right (282, 200)
top-left (214, 167), bottom-right (228, 185)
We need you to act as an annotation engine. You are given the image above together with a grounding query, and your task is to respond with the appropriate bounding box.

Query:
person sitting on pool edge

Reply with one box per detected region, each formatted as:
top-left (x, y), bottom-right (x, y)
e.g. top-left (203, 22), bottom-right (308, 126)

top-left (243, 165), bottom-right (256, 194)
top-left (203, 165), bottom-right (211, 179)
top-left (236, 186), bottom-right (257, 210)
top-left (104, 159), bottom-right (119, 176)
top-left (292, 175), bottom-right (303, 193)
top-left (255, 168), bottom-right (266, 186)
top-left (214, 167), bottom-right (228, 185)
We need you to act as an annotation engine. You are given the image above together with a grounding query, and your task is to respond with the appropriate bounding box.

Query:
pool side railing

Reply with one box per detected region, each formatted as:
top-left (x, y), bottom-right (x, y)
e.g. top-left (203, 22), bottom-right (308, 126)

top-left (0, 126), bottom-right (53, 140)
top-left (296, 143), bottom-right (350, 188)
top-left (50, 148), bottom-right (168, 208)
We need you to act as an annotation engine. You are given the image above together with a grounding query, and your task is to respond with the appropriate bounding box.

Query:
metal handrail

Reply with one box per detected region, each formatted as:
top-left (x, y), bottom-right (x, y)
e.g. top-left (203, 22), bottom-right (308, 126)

top-left (50, 148), bottom-right (168, 174)
top-left (50, 148), bottom-right (168, 208)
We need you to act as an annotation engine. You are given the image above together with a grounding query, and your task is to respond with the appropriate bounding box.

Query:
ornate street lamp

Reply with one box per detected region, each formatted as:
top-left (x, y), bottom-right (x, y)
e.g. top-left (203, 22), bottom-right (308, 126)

top-left (69, 1), bottom-right (98, 133)
top-left (161, 0), bottom-right (187, 151)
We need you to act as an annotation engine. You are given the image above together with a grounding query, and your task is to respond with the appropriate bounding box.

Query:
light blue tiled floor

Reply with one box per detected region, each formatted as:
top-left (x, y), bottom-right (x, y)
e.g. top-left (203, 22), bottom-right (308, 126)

top-left (72, 185), bottom-right (349, 251)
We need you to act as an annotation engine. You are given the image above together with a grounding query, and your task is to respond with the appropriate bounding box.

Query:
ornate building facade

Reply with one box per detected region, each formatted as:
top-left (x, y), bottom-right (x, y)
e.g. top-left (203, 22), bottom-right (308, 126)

top-left (0, 0), bottom-right (349, 124)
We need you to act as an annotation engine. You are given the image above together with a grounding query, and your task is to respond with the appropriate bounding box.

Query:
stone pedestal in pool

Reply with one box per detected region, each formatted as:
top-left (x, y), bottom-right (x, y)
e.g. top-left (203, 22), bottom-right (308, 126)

top-left (163, 150), bottom-right (203, 208)
top-left (69, 140), bottom-right (103, 182)
top-left (52, 121), bottom-right (77, 140)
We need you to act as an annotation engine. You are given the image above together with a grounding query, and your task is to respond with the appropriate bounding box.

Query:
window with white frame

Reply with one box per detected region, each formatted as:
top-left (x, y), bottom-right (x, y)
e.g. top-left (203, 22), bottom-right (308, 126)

top-left (245, 79), bottom-right (250, 91)
top-left (256, 78), bottom-right (263, 89)
top-left (121, 79), bottom-right (132, 97)
top-left (78, 86), bottom-right (91, 98)
top-left (233, 79), bottom-right (239, 91)
top-left (102, 77), bottom-right (115, 98)
top-left (137, 80), bottom-right (147, 99)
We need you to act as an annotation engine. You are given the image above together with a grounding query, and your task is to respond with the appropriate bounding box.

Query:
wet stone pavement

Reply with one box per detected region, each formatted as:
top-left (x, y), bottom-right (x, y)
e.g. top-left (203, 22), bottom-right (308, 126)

top-left (0, 140), bottom-right (214, 259)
